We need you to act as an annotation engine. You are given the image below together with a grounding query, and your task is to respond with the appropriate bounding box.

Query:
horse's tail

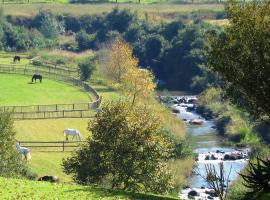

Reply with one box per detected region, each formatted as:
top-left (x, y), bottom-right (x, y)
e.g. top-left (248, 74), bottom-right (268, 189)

top-left (77, 131), bottom-right (81, 141)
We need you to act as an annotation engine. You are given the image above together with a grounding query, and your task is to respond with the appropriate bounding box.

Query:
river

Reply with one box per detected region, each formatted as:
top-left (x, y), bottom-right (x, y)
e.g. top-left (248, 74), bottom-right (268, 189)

top-left (162, 96), bottom-right (249, 200)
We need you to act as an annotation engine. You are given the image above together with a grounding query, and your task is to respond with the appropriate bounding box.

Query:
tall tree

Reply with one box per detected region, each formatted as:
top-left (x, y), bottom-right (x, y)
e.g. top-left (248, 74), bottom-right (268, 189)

top-left (0, 111), bottom-right (31, 178)
top-left (99, 38), bottom-right (138, 84)
top-left (206, 1), bottom-right (270, 118)
top-left (63, 101), bottom-right (174, 194)
top-left (122, 68), bottom-right (156, 106)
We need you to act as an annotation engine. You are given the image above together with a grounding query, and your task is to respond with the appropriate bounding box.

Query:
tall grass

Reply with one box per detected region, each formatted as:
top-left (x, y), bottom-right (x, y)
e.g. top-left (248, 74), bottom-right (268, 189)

top-left (197, 87), bottom-right (261, 145)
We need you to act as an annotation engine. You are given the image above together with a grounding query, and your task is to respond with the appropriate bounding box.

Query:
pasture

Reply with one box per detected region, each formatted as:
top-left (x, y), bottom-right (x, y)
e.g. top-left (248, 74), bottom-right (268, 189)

top-left (0, 177), bottom-right (179, 200)
top-left (0, 73), bottom-right (90, 106)
top-left (2, 3), bottom-right (224, 17)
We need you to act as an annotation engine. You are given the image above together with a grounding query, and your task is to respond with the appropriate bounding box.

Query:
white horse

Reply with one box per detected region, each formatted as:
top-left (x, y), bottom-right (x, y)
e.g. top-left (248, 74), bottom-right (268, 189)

top-left (63, 129), bottom-right (81, 141)
top-left (16, 143), bottom-right (31, 160)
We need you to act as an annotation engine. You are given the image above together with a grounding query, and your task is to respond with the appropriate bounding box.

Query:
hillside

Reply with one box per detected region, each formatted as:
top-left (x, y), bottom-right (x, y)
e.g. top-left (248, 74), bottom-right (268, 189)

top-left (0, 177), bottom-right (178, 200)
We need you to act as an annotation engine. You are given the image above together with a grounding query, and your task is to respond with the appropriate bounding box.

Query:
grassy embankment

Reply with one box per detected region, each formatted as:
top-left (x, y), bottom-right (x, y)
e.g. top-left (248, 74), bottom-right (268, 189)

top-left (0, 177), bottom-right (178, 200)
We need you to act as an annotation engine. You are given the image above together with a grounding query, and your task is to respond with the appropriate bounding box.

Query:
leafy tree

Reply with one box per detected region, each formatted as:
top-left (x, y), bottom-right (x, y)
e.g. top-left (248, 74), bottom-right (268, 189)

top-left (144, 34), bottom-right (166, 67)
top-left (76, 30), bottom-right (96, 50)
top-left (160, 24), bottom-right (205, 90)
top-left (206, 1), bottom-right (270, 118)
top-left (106, 8), bottom-right (134, 33)
top-left (122, 68), bottom-right (156, 106)
top-left (100, 38), bottom-right (138, 84)
top-left (33, 10), bottom-right (64, 38)
top-left (161, 21), bottom-right (184, 41)
top-left (63, 101), bottom-right (174, 194)
top-left (0, 111), bottom-right (35, 179)
top-left (78, 56), bottom-right (97, 81)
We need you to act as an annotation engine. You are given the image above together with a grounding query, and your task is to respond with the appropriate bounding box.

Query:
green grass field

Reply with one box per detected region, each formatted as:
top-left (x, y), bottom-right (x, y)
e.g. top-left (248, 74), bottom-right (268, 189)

top-left (0, 73), bottom-right (90, 106)
top-left (1, 3), bottom-right (224, 17)
top-left (0, 177), bottom-right (178, 200)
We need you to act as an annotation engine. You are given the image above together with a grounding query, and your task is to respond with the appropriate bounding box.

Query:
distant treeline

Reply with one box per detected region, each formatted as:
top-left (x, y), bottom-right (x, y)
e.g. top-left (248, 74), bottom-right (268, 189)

top-left (2, 8), bottom-right (224, 91)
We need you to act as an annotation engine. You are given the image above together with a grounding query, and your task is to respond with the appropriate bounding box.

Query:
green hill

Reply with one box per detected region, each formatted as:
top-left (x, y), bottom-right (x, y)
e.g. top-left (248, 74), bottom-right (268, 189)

top-left (0, 177), bottom-right (178, 200)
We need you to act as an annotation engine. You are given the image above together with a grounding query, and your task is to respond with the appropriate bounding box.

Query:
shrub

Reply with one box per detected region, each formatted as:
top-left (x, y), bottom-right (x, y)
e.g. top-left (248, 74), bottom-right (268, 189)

top-left (78, 56), bottom-right (96, 81)
top-left (0, 111), bottom-right (35, 179)
top-left (63, 101), bottom-right (174, 194)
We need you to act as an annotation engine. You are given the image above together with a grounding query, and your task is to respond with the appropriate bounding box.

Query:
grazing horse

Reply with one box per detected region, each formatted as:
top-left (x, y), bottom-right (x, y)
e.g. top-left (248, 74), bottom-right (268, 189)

top-left (38, 176), bottom-right (59, 183)
top-left (64, 129), bottom-right (81, 141)
top-left (32, 74), bottom-right (42, 83)
top-left (16, 143), bottom-right (31, 160)
top-left (13, 55), bottom-right (20, 63)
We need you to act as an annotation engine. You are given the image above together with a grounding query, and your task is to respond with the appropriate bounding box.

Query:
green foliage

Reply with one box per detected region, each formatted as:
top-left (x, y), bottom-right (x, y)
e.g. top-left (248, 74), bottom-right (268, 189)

top-left (78, 56), bottom-right (97, 81)
top-left (63, 101), bottom-right (174, 194)
top-left (206, 1), bottom-right (270, 118)
top-left (0, 111), bottom-right (35, 179)
top-left (76, 30), bottom-right (96, 50)
top-left (197, 87), bottom-right (261, 145)
top-left (33, 10), bottom-right (64, 38)
top-left (240, 156), bottom-right (270, 199)
top-left (161, 127), bottom-right (193, 159)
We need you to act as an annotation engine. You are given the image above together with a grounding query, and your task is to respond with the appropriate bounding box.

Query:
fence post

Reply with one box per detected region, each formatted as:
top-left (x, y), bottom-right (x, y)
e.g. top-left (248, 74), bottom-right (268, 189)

top-left (63, 141), bottom-right (65, 152)
top-left (73, 103), bottom-right (75, 110)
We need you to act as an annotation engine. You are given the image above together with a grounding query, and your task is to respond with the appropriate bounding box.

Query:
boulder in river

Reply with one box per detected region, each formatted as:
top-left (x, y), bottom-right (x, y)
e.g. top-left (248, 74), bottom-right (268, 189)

top-left (188, 190), bottom-right (199, 197)
top-left (190, 119), bottom-right (204, 125)
top-left (172, 107), bottom-right (180, 113)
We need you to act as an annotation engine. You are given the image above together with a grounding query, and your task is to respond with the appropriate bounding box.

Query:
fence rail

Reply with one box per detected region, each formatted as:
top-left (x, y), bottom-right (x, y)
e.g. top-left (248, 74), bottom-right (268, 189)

top-left (0, 65), bottom-right (101, 119)
top-left (18, 140), bottom-right (87, 152)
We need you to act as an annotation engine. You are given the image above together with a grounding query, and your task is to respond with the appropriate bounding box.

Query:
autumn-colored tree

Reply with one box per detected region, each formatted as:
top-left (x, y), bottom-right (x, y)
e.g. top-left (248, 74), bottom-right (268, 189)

top-left (122, 68), bottom-right (156, 106)
top-left (100, 38), bottom-right (138, 84)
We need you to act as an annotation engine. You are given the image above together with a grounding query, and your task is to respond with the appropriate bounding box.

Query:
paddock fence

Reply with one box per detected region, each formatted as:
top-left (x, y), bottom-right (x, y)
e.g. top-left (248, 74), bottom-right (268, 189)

top-left (0, 65), bottom-right (101, 119)
top-left (18, 140), bottom-right (87, 152)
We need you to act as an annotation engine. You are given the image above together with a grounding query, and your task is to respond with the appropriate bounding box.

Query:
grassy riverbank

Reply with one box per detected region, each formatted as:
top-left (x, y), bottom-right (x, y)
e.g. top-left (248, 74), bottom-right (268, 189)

top-left (196, 87), bottom-right (261, 146)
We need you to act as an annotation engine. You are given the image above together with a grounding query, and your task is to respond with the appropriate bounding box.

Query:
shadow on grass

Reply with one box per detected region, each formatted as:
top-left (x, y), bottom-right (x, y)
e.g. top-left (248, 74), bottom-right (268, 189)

top-left (64, 186), bottom-right (178, 200)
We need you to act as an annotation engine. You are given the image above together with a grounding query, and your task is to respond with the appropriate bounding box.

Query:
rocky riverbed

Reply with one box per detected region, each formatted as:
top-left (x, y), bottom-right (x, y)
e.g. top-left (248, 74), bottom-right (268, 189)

top-left (159, 95), bottom-right (249, 200)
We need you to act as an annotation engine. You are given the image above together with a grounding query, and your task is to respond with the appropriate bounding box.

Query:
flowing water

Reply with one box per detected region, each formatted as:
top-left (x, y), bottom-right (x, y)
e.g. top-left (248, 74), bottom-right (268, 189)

top-left (163, 96), bottom-right (249, 200)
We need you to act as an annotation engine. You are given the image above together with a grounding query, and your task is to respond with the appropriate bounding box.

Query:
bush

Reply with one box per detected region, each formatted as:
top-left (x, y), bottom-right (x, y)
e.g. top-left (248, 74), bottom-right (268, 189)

top-left (63, 101), bottom-right (174, 194)
top-left (78, 56), bottom-right (96, 81)
top-left (0, 111), bottom-right (35, 179)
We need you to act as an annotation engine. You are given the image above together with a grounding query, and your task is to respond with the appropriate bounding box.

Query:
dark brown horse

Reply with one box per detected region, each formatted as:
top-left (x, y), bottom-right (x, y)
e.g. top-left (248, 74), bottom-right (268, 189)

top-left (38, 176), bottom-right (59, 183)
top-left (13, 55), bottom-right (20, 63)
top-left (32, 74), bottom-right (42, 83)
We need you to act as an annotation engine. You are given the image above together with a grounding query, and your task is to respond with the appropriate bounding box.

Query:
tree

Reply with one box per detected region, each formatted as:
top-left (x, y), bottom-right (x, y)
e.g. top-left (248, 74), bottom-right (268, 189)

top-left (99, 38), bottom-right (138, 84)
top-left (199, 163), bottom-right (231, 200)
top-left (240, 156), bottom-right (270, 199)
top-left (78, 56), bottom-right (96, 81)
top-left (106, 8), bottom-right (134, 33)
top-left (122, 68), bottom-right (156, 106)
top-left (0, 111), bottom-right (34, 179)
top-left (63, 101), bottom-right (174, 194)
top-left (206, 1), bottom-right (270, 118)
top-left (33, 10), bottom-right (64, 38)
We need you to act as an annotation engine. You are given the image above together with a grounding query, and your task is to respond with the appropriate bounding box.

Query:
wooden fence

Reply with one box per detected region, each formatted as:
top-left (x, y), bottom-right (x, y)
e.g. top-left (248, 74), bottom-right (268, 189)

top-left (18, 140), bottom-right (87, 152)
top-left (0, 65), bottom-right (101, 119)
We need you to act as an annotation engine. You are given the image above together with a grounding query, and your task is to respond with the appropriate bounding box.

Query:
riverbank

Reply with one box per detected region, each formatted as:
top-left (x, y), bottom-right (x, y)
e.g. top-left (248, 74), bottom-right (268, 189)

top-left (196, 87), bottom-right (261, 146)
top-left (160, 95), bottom-right (251, 199)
